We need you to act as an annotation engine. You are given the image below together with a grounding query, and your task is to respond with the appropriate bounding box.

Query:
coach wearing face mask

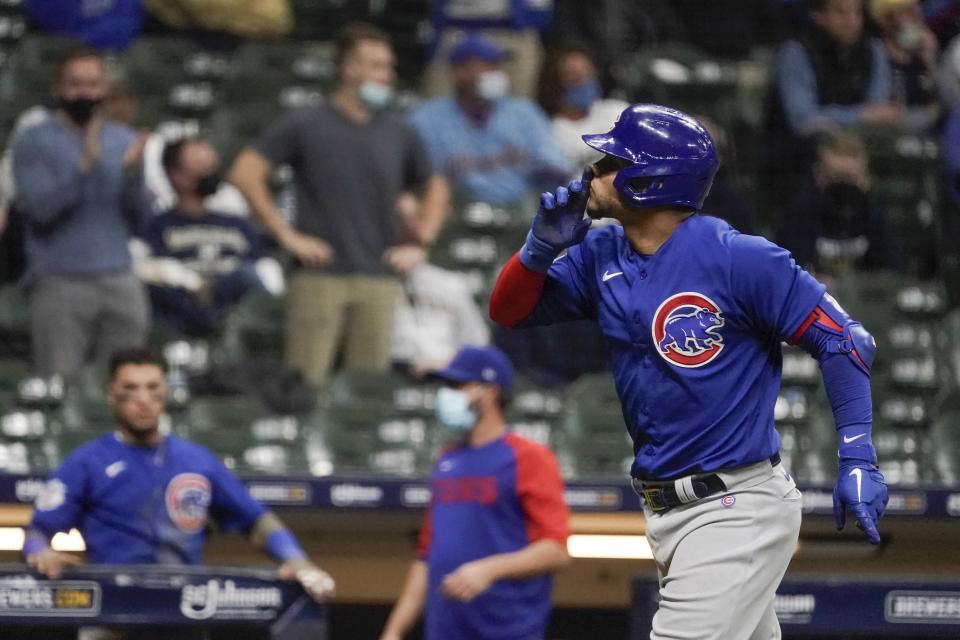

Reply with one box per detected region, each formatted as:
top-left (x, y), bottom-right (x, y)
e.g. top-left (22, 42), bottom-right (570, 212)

top-left (230, 22), bottom-right (449, 386)
top-left (777, 131), bottom-right (896, 276)
top-left (381, 345), bottom-right (571, 640)
top-left (12, 46), bottom-right (152, 378)
top-left (410, 33), bottom-right (573, 207)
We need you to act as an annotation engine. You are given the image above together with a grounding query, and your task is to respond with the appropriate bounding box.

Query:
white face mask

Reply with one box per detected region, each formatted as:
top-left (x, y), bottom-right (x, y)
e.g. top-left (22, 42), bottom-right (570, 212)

top-left (358, 80), bottom-right (393, 110)
top-left (475, 70), bottom-right (510, 102)
top-left (435, 387), bottom-right (478, 431)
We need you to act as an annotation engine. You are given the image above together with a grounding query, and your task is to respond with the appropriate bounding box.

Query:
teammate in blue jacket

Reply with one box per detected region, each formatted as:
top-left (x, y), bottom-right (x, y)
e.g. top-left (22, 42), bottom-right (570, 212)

top-left (23, 349), bottom-right (334, 609)
top-left (489, 104), bottom-right (888, 640)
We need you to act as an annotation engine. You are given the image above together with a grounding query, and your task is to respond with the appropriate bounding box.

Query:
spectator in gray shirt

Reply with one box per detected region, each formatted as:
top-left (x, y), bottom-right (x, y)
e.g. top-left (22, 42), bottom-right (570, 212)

top-left (230, 22), bottom-right (449, 385)
top-left (13, 47), bottom-right (152, 377)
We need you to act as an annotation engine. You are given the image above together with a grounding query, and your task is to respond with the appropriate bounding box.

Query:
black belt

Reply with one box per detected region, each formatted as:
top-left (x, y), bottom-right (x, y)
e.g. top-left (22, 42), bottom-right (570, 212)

top-left (634, 453), bottom-right (781, 513)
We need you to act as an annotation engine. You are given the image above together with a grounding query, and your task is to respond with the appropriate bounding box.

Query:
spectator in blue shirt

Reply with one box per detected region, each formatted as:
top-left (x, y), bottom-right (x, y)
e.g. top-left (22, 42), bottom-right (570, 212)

top-left (410, 34), bottom-right (572, 207)
top-left (775, 0), bottom-right (900, 136)
top-left (137, 137), bottom-right (280, 337)
top-left (13, 47), bottom-right (152, 377)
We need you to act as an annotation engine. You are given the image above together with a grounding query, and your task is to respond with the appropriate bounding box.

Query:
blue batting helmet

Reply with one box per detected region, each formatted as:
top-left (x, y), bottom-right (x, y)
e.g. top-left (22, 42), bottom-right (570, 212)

top-left (582, 104), bottom-right (719, 210)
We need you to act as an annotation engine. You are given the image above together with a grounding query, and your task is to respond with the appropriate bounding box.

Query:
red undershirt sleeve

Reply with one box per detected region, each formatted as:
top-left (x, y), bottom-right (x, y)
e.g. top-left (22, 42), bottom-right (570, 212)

top-left (489, 252), bottom-right (548, 328)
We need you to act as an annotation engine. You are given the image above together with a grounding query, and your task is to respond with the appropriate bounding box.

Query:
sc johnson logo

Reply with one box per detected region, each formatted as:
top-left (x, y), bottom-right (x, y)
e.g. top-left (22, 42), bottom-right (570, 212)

top-left (885, 591), bottom-right (960, 624)
top-left (330, 483), bottom-right (384, 507)
top-left (774, 594), bottom-right (816, 624)
top-left (179, 580), bottom-right (282, 621)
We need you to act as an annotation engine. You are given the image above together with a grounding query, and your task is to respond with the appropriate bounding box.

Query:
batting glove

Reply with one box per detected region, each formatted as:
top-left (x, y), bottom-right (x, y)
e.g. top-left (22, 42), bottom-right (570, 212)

top-left (520, 167), bottom-right (593, 273)
top-left (833, 443), bottom-right (888, 544)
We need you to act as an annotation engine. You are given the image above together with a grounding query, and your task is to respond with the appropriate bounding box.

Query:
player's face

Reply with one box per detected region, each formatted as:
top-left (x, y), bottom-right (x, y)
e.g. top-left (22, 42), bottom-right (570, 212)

top-left (341, 39), bottom-right (396, 90)
top-left (56, 57), bottom-right (108, 103)
top-left (814, 0), bottom-right (864, 47)
top-left (108, 364), bottom-right (167, 435)
top-left (587, 155), bottom-right (632, 217)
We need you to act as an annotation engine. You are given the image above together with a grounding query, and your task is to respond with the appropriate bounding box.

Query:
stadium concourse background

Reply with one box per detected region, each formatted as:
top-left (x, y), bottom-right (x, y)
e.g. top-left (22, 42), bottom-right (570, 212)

top-left (1, 0), bottom-right (960, 638)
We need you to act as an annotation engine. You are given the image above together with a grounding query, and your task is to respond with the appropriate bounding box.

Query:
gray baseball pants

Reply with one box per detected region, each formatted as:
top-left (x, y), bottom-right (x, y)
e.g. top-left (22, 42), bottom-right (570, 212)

top-left (642, 460), bottom-right (802, 640)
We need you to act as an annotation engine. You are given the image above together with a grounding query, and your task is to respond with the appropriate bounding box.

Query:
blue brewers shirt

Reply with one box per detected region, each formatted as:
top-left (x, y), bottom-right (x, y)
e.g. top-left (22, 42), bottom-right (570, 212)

top-left (527, 215), bottom-right (826, 479)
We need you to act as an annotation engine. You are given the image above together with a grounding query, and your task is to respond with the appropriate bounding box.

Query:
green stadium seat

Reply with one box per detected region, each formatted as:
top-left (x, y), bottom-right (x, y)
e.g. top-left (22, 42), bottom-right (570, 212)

top-left (612, 44), bottom-right (740, 126)
top-left (224, 442), bottom-right (312, 475)
top-left (216, 293), bottom-right (285, 360)
top-left (182, 396), bottom-right (274, 438)
top-left (564, 374), bottom-right (623, 435)
top-left (780, 346), bottom-right (820, 387)
top-left (0, 358), bottom-right (29, 393)
top-left (318, 404), bottom-right (435, 476)
top-left (0, 13), bottom-right (24, 45)
top-left (325, 369), bottom-right (436, 415)
top-left (0, 439), bottom-right (56, 473)
top-left (0, 408), bottom-right (48, 440)
top-left (0, 285), bottom-right (29, 332)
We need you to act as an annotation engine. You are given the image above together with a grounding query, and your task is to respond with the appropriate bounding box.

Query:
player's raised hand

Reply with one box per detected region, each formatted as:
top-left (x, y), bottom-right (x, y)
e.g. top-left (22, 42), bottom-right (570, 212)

top-left (833, 462), bottom-right (888, 544)
top-left (441, 559), bottom-right (496, 603)
top-left (26, 548), bottom-right (82, 580)
top-left (521, 167), bottom-right (594, 273)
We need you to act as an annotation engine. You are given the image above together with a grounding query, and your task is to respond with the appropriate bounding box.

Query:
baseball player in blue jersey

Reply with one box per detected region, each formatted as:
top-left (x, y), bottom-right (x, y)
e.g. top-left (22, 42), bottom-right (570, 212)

top-left (23, 348), bottom-right (334, 640)
top-left (489, 104), bottom-right (888, 640)
top-left (380, 346), bottom-right (571, 640)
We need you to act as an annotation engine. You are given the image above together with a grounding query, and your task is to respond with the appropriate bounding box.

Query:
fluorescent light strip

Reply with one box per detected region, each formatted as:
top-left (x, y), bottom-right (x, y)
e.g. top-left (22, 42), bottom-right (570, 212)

top-left (0, 528), bottom-right (86, 552)
top-left (567, 534), bottom-right (654, 559)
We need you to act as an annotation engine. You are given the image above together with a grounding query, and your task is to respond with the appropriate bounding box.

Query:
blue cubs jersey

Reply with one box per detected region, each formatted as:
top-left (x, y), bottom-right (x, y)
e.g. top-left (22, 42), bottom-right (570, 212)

top-left (417, 433), bottom-right (569, 640)
top-left (29, 434), bottom-right (265, 564)
top-left (528, 215), bottom-right (826, 479)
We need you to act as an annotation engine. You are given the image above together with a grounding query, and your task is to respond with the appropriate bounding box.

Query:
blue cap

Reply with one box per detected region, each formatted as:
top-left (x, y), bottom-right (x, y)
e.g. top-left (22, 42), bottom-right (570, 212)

top-left (448, 34), bottom-right (510, 65)
top-left (432, 346), bottom-right (515, 390)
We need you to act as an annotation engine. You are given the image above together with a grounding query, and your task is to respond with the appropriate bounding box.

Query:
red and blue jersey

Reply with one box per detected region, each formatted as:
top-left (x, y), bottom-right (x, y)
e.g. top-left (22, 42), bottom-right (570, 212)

top-left (526, 215), bottom-right (826, 479)
top-left (417, 433), bottom-right (569, 640)
top-left (29, 433), bottom-right (265, 565)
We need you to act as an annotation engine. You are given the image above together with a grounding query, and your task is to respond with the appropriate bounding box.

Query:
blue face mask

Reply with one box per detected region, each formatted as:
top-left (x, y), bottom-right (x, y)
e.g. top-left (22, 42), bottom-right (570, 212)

top-left (565, 79), bottom-right (601, 112)
top-left (358, 80), bottom-right (393, 110)
top-left (435, 387), bottom-right (478, 431)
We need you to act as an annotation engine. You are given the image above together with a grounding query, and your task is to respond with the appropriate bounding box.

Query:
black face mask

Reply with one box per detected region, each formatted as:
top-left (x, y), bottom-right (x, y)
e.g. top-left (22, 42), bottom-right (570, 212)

top-left (196, 172), bottom-right (222, 198)
top-left (824, 182), bottom-right (867, 220)
top-left (59, 97), bottom-right (102, 126)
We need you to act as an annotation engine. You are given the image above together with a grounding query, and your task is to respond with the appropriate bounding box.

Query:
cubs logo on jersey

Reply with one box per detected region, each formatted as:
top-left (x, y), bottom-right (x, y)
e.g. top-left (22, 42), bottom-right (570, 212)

top-left (165, 473), bottom-right (212, 533)
top-left (652, 292), bottom-right (725, 368)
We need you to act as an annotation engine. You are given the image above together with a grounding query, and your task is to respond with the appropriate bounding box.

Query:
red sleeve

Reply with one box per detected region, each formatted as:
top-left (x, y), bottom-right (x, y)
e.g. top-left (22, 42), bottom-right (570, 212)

top-left (507, 434), bottom-right (570, 545)
top-left (787, 304), bottom-right (844, 344)
top-left (489, 252), bottom-right (548, 328)
top-left (416, 503), bottom-right (433, 559)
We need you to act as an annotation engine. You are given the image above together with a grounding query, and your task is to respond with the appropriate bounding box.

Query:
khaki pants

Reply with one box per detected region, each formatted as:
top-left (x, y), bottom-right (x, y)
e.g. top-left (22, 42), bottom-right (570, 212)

top-left (643, 461), bottom-right (802, 640)
top-left (423, 28), bottom-right (544, 99)
top-left (285, 272), bottom-right (400, 385)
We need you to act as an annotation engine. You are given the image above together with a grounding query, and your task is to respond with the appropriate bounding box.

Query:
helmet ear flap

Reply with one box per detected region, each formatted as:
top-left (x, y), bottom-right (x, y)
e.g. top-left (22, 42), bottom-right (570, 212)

top-left (624, 176), bottom-right (664, 197)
